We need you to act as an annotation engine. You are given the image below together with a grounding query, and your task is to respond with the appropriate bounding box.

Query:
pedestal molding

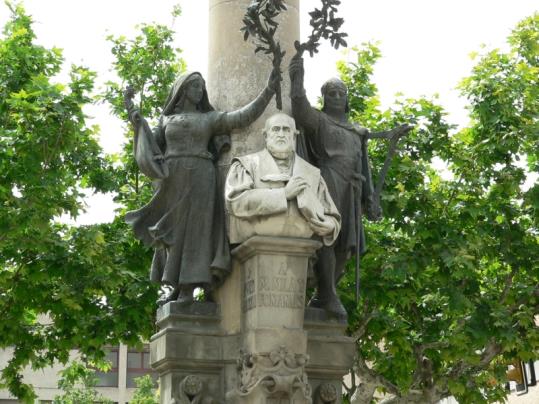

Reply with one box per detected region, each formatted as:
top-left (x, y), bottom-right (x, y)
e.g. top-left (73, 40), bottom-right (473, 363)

top-left (232, 236), bottom-right (322, 262)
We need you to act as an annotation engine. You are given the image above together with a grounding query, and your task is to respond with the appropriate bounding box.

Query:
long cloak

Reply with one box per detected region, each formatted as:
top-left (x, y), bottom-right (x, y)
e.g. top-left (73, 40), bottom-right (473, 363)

top-left (125, 72), bottom-right (231, 287)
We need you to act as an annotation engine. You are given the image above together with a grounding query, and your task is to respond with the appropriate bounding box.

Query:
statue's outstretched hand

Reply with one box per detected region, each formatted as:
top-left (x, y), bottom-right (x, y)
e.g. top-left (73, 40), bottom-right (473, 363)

top-left (124, 85), bottom-right (135, 108)
top-left (393, 124), bottom-right (413, 139)
top-left (124, 85), bottom-right (142, 124)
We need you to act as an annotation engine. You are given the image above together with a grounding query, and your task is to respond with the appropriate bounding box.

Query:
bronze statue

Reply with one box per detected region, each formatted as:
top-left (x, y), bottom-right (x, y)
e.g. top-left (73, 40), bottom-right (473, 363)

top-left (289, 55), bottom-right (412, 319)
top-left (124, 70), bottom-right (277, 305)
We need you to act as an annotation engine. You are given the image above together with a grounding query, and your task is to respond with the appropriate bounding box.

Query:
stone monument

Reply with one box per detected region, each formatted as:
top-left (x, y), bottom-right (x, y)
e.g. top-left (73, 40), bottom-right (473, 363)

top-left (149, 113), bottom-right (355, 403)
top-left (122, 1), bottom-right (412, 403)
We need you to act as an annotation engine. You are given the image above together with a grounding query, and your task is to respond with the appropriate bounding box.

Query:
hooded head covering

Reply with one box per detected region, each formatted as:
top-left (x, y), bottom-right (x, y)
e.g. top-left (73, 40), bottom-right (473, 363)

top-left (160, 71), bottom-right (230, 158)
top-left (162, 72), bottom-right (215, 115)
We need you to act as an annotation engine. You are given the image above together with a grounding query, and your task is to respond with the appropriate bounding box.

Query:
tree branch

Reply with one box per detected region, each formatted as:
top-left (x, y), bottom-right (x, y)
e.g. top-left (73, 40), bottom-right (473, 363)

top-left (355, 353), bottom-right (401, 397)
top-left (352, 308), bottom-right (377, 340)
top-left (448, 339), bottom-right (503, 379)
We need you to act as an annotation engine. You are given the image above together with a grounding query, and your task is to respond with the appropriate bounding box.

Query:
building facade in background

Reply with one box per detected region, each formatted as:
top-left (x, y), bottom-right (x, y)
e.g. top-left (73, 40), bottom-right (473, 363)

top-left (0, 343), bottom-right (155, 404)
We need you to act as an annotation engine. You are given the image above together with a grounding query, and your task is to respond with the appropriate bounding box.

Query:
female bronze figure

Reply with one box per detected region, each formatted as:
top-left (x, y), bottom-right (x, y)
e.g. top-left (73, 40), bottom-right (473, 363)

top-left (125, 70), bottom-right (276, 305)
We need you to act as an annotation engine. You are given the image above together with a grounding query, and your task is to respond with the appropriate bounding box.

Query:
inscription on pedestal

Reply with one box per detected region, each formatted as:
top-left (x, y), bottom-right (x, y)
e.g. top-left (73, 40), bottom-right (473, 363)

top-left (244, 262), bottom-right (306, 312)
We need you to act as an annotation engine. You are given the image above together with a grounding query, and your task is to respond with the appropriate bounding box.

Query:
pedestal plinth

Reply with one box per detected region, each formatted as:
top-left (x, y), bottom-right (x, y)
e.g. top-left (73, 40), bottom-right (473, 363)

top-left (150, 302), bottom-right (236, 403)
top-left (305, 308), bottom-right (356, 404)
top-left (151, 237), bottom-right (356, 404)
top-left (225, 236), bottom-right (320, 404)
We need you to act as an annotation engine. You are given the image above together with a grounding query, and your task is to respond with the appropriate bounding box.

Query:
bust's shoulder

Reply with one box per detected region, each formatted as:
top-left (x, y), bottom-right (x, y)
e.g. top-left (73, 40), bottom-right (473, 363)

top-left (233, 150), bottom-right (265, 168)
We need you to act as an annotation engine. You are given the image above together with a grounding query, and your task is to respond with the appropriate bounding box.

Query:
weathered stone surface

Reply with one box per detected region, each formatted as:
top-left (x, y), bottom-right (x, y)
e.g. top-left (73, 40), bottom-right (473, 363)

top-left (225, 113), bottom-right (341, 247)
top-left (151, 302), bottom-right (240, 403)
top-left (156, 301), bottom-right (221, 333)
top-left (231, 236), bottom-right (321, 332)
top-left (208, 0), bottom-right (300, 163)
top-left (227, 346), bottom-right (312, 404)
top-left (314, 382), bottom-right (339, 404)
top-left (170, 374), bottom-right (221, 404)
top-left (220, 235), bottom-right (319, 403)
top-left (151, 245), bottom-right (356, 404)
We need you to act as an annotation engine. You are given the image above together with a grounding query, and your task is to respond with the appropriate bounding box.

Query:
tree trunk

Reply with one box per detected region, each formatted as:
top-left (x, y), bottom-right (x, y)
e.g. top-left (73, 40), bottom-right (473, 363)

top-left (350, 380), bottom-right (377, 404)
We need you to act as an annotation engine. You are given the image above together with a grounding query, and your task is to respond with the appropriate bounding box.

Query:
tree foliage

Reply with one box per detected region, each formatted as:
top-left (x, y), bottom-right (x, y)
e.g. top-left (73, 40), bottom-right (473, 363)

top-left (52, 361), bottom-right (112, 404)
top-left (130, 374), bottom-right (159, 404)
top-left (100, 12), bottom-right (186, 207)
top-left (0, 3), bottom-right (184, 401)
top-left (338, 14), bottom-right (539, 404)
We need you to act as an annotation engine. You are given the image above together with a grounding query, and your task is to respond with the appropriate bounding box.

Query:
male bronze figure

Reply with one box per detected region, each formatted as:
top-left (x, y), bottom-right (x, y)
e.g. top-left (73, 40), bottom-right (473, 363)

top-left (289, 55), bottom-right (412, 319)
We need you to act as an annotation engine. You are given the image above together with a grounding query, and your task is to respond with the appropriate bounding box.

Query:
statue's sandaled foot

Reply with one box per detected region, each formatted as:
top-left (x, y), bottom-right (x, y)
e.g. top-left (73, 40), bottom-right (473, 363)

top-left (308, 294), bottom-right (347, 320)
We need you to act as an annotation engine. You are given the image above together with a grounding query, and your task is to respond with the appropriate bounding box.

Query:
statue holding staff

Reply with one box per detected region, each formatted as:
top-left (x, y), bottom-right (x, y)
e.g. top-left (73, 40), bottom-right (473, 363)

top-left (289, 52), bottom-right (412, 319)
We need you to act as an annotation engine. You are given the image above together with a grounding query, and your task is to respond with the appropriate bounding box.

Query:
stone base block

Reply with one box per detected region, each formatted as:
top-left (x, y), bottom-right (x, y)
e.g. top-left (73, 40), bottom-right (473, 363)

top-left (305, 308), bottom-right (356, 404)
top-left (151, 302), bottom-right (237, 403)
top-left (151, 238), bottom-right (357, 404)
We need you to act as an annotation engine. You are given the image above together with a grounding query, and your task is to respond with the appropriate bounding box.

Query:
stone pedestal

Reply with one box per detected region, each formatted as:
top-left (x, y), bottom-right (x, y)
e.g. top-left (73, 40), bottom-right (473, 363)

top-left (305, 308), bottom-right (356, 404)
top-left (150, 302), bottom-right (237, 403)
top-left (224, 236), bottom-right (319, 404)
top-left (151, 236), bottom-right (356, 404)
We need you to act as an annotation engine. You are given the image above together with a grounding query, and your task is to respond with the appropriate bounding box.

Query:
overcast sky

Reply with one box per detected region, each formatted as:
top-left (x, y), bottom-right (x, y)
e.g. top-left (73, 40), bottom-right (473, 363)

top-left (1, 0), bottom-right (537, 224)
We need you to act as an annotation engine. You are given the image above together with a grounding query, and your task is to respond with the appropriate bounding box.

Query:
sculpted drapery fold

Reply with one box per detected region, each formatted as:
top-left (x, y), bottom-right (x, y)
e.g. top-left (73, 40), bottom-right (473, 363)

top-left (225, 145), bottom-right (341, 247)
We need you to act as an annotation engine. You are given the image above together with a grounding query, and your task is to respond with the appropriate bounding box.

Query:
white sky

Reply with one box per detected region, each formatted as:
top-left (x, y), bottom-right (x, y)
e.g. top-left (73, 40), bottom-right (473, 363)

top-left (1, 0), bottom-right (537, 224)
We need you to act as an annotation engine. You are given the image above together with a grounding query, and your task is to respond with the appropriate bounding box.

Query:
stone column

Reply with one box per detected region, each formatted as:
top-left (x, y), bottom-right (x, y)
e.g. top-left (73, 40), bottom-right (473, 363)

top-left (118, 344), bottom-right (128, 403)
top-left (208, 0), bottom-right (300, 162)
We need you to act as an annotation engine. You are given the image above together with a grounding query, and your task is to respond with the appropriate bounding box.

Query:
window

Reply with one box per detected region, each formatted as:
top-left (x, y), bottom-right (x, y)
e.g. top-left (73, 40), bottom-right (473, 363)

top-left (126, 347), bottom-right (156, 388)
top-left (95, 347), bottom-right (119, 387)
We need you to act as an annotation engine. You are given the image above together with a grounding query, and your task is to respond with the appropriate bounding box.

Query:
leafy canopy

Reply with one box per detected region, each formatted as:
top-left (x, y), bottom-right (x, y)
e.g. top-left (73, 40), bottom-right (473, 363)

top-left (339, 13), bottom-right (539, 404)
top-left (0, 2), bottom-right (184, 401)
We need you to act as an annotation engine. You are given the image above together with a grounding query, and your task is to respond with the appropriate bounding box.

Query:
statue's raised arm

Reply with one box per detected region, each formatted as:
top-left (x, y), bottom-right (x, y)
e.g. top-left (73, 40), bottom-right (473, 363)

top-left (289, 54), bottom-right (322, 135)
top-left (214, 66), bottom-right (279, 133)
